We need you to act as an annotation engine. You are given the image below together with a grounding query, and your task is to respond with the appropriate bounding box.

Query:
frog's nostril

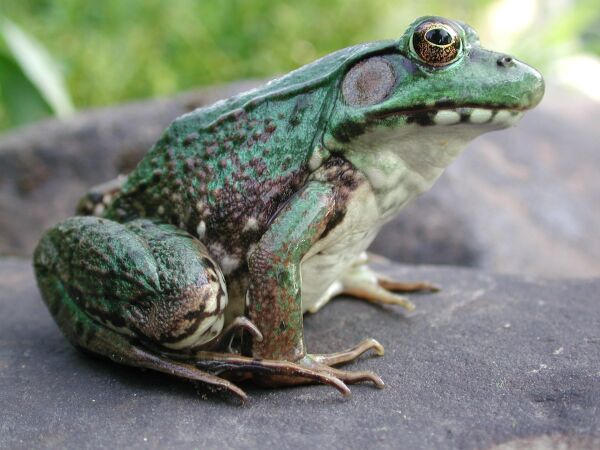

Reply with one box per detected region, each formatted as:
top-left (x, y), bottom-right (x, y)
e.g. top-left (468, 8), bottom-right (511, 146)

top-left (497, 55), bottom-right (514, 68)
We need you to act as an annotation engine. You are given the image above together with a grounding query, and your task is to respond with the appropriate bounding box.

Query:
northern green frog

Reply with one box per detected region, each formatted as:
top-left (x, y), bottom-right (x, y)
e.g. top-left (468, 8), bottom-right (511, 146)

top-left (34, 16), bottom-right (544, 401)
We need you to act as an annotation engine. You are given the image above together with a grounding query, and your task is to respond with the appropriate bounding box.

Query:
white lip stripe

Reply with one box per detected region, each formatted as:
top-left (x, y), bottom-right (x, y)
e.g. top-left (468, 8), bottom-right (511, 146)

top-left (469, 108), bottom-right (493, 124)
top-left (493, 110), bottom-right (512, 124)
top-left (434, 110), bottom-right (461, 125)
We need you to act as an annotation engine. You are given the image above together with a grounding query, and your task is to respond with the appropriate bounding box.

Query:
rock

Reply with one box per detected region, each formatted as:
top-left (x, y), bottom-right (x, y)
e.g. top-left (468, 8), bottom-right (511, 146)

top-left (0, 83), bottom-right (599, 278)
top-left (1, 258), bottom-right (598, 449)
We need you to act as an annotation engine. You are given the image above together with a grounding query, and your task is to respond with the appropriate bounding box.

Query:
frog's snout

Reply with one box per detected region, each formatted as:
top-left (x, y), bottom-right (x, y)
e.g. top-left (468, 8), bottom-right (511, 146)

top-left (521, 65), bottom-right (545, 109)
top-left (528, 78), bottom-right (545, 109)
top-left (496, 53), bottom-right (545, 109)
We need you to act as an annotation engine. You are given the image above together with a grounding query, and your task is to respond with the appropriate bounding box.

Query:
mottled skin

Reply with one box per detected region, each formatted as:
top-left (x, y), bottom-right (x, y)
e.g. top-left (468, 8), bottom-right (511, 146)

top-left (34, 17), bottom-right (544, 401)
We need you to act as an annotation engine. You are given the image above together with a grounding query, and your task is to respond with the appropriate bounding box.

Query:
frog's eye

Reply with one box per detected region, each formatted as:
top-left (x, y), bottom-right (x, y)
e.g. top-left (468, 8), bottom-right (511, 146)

top-left (411, 21), bottom-right (462, 67)
top-left (342, 56), bottom-right (396, 107)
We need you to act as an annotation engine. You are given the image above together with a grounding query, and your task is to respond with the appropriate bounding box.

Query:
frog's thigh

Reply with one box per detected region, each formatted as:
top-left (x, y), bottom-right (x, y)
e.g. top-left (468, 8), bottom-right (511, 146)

top-left (34, 217), bottom-right (228, 353)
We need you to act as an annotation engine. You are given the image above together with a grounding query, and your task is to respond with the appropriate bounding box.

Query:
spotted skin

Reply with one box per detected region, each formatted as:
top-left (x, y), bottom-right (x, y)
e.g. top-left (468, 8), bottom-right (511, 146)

top-left (34, 16), bottom-right (544, 401)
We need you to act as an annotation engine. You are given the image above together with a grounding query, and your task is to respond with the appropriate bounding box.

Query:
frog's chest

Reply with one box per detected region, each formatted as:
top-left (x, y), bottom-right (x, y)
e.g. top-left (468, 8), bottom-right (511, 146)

top-left (300, 182), bottom-right (381, 312)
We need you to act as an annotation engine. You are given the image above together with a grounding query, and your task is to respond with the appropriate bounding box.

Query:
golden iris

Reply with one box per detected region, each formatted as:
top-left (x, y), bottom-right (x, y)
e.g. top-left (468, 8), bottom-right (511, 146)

top-left (411, 21), bottom-right (462, 67)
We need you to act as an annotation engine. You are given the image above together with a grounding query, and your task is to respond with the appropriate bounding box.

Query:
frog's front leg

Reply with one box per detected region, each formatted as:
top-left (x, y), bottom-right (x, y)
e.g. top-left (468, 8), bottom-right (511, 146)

top-left (245, 181), bottom-right (384, 392)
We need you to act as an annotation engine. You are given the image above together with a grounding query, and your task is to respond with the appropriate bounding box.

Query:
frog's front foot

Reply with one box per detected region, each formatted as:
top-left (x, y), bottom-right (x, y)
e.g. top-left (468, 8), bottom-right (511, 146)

top-left (309, 253), bottom-right (439, 313)
top-left (197, 338), bottom-right (385, 397)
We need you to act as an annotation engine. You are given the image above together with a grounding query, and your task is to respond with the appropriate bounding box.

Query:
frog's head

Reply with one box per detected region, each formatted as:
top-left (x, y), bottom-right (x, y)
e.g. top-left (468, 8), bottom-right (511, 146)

top-left (323, 16), bottom-right (544, 182)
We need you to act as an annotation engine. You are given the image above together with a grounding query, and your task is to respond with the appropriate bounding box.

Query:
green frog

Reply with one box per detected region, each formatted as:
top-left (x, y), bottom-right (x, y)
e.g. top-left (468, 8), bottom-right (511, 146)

top-left (34, 16), bottom-right (544, 401)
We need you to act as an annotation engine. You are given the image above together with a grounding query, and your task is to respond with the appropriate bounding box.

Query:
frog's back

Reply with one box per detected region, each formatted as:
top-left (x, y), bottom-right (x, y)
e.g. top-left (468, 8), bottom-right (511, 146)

top-left (104, 40), bottom-right (395, 271)
top-left (104, 41), bottom-right (397, 275)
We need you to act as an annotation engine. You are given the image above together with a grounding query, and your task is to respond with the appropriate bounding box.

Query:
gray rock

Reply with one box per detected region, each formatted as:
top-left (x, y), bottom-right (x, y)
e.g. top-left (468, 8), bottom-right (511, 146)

top-left (1, 258), bottom-right (598, 449)
top-left (0, 83), bottom-right (599, 279)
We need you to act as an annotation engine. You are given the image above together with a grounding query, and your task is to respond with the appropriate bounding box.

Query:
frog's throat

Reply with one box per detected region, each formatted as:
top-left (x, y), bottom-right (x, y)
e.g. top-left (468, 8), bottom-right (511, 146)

top-left (335, 116), bottom-right (514, 221)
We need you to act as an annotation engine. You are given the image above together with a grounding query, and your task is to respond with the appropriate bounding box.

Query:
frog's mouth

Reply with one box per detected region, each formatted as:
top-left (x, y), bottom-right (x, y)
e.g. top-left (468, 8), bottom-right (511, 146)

top-left (370, 106), bottom-right (525, 127)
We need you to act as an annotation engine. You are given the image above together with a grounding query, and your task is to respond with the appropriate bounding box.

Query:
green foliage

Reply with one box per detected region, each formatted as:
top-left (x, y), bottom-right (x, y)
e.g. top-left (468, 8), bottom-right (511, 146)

top-left (0, 0), bottom-right (598, 132)
top-left (0, 17), bottom-right (73, 128)
top-left (0, 51), bottom-right (50, 126)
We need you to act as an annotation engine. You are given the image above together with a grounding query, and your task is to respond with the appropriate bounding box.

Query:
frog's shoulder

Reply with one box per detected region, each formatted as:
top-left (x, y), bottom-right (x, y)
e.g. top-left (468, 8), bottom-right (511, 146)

top-left (175, 40), bottom-right (397, 129)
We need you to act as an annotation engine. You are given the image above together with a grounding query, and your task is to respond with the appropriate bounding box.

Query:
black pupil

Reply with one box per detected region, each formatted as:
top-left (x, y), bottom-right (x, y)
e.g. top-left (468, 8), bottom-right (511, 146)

top-left (425, 28), bottom-right (452, 46)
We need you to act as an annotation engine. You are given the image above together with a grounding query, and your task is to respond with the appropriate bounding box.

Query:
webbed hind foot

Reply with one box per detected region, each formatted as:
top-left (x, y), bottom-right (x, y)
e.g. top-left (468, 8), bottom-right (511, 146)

top-left (195, 347), bottom-right (385, 398)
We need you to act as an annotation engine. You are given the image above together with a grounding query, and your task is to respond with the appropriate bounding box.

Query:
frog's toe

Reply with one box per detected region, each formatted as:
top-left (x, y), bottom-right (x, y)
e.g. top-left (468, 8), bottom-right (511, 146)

top-left (131, 350), bottom-right (250, 403)
top-left (311, 338), bottom-right (385, 366)
top-left (294, 355), bottom-right (384, 389)
top-left (339, 262), bottom-right (442, 310)
top-left (377, 276), bottom-right (441, 293)
top-left (344, 283), bottom-right (417, 310)
top-left (157, 359), bottom-right (249, 403)
top-left (314, 363), bottom-right (385, 389)
top-left (195, 352), bottom-right (353, 397)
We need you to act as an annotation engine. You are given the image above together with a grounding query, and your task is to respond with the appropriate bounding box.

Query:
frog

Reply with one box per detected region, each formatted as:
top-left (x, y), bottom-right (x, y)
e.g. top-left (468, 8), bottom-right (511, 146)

top-left (33, 16), bottom-right (544, 402)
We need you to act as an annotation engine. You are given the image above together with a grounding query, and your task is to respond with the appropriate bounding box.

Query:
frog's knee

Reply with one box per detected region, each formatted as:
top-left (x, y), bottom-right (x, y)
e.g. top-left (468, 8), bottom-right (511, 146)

top-left (34, 217), bottom-right (229, 351)
top-left (137, 260), bottom-right (229, 350)
top-left (123, 219), bottom-right (229, 349)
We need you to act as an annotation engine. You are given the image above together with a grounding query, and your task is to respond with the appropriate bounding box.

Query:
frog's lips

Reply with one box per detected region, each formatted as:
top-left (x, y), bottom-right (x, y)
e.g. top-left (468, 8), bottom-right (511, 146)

top-left (369, 106), bottom-right (525, 127)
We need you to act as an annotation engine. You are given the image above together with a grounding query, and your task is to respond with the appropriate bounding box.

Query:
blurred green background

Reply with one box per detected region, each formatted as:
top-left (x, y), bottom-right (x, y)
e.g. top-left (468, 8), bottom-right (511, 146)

top-left (0, 0), bottom-right (598, 132)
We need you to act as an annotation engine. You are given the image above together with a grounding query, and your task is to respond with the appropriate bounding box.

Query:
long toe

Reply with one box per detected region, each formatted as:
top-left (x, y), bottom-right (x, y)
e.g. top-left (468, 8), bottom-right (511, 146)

top-left (312, 338), bottom-right (385, 366)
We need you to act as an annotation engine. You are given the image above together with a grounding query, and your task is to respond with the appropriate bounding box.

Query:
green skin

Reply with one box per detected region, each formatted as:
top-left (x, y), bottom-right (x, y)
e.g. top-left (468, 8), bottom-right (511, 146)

top-left (34, 16), bottom-right (544, 401)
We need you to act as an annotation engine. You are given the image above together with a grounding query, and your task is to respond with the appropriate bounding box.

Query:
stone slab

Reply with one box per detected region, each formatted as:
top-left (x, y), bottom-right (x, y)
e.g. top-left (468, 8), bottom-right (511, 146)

top-left (1, 258), bottom-right (599, 449)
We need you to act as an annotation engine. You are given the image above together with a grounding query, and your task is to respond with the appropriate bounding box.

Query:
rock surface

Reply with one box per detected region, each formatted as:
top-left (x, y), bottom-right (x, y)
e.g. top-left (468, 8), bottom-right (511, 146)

top-left (1, 83), bottom-right (599, 278)
top-left (1, 258), bottom-right (598, 449)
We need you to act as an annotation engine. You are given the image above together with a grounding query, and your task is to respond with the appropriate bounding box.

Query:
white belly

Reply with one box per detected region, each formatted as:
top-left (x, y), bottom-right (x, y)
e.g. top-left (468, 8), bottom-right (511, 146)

top-left (300, 183), bottom-right (381, 312)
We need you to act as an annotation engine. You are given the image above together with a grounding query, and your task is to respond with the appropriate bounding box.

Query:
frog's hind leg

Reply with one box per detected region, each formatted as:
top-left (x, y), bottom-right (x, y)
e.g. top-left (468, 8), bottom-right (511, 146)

top-left (34, 216), bottom-right (247, 401)
top-left (67, 299), bottom-right (247, 401)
